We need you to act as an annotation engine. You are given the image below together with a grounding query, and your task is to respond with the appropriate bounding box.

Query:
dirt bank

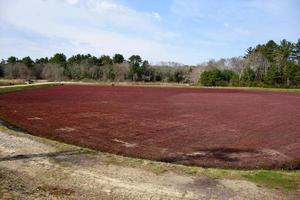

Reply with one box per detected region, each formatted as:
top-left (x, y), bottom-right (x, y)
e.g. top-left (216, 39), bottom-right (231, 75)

top-left (0, 125), bottom-right (298, 199)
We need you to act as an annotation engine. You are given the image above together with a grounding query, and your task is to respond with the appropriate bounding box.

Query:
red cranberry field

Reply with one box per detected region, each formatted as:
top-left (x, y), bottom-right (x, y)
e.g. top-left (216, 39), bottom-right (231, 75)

top-left (0, 85), bottom-right (299, 169)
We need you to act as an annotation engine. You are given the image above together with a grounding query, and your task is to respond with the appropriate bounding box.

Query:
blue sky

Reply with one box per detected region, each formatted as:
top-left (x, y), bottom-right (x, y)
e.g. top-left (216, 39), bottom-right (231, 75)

top-left (0, 0), bottom-right (299, 64)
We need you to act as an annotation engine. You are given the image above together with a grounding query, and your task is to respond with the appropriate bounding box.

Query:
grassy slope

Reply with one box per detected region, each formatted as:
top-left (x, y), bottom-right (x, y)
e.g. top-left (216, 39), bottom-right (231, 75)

top-left (0, 79), bottom-right (25, 86)
top-left (102, 154), bottom-right (300, 191)
top-left (213, 86), bottom-right (300, 93)
top-left (64, 81), bottom-right (300, 93)
top-left (0, 82), bottom-right (61, 94)
top-left (0, 82), bottom-right (299, 191)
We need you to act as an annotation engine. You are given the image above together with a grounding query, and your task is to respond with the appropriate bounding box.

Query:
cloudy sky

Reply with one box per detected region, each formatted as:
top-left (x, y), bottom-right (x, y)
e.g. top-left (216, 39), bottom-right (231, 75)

top-left (0, 0), bottom-right (299, 64)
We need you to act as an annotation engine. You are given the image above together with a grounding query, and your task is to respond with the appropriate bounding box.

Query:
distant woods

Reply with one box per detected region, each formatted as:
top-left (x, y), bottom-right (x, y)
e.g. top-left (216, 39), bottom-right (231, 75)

top-left (200, 39), bottom-right (300, 87)
top-left (0, 39), bottom-right (299, 87)
top-left (0, 53), bottom-right (194, 83)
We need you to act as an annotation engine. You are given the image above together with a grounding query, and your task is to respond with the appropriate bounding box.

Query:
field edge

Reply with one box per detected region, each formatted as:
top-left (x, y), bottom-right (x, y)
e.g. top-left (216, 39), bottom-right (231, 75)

top-left (1, 80), bottom-right (300, 94)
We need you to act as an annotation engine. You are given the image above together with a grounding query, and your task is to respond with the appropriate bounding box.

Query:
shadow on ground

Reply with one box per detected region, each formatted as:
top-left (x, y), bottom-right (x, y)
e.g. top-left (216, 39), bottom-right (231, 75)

top-left (160, 148), bottom-right (259, 163)
top-left (0, 150), bottom-right (88, 162)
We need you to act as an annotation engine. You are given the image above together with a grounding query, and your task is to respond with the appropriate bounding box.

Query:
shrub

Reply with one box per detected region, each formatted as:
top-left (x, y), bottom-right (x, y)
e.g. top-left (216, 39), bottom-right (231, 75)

top-left (200, 68), bottom-right (238, 86)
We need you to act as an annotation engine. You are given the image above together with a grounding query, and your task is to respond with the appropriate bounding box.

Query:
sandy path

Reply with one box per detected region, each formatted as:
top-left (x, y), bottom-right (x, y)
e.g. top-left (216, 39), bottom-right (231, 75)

top-left (0, 127), bottom-right (296, 200)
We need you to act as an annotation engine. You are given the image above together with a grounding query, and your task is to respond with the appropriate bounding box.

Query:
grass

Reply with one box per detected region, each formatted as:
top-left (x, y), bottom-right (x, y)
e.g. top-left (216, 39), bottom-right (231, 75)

top-left (63, 81), bottom-right (300, 93)
top-left (0, 79), bottom-right (25, 86)
top-left (0, 82), bottom-right (61, 94)
top-left (96, 151), bottom-right (300, 191)
top-left (242, 170), bottom-right (300, 190)
top-left (219, 86), bottom-right (300, 93)
top-left (1, 79), bottom-right (299, 93)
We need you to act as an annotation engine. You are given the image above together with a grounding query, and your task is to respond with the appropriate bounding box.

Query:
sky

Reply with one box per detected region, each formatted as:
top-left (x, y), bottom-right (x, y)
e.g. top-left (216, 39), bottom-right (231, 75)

top-left (0, 0), bottom-right (299, 64)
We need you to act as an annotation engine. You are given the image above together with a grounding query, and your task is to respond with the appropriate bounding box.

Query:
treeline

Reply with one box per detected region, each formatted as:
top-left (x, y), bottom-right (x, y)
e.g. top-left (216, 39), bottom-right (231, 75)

top-left (1, 39), bottom-right (300, 87)
top-left (0, 53), bottom-right (196, 83)
top-left (200, 39), bottom-right (300, 87)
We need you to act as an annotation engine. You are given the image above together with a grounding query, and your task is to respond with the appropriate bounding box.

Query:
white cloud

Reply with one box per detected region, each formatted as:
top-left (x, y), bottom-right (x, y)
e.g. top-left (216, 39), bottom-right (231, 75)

top-left (151, 12), bottom-right (161, 21)
top-left (0, 0), bottom-right (195, 63)
top-left (83, 0), bottom-right (166, 36)
top-left (65, 0), bottom-right (79, 5)
top-left (249, 0), bottom-right (298, 15)
top-left (3, 0), bottom-right (297, 64)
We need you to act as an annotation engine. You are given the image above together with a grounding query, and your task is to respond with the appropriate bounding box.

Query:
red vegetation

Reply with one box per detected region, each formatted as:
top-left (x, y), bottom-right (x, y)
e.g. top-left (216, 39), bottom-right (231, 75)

top-left (0, 85), bottom-right (299, 169)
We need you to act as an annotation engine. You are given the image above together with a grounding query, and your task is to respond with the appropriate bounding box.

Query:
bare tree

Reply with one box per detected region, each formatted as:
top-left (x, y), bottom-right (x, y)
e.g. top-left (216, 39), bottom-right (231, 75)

top-left (3, 63), bottom-right (31, 79)
top-left (41, 64), bottom-right (64, 81)
top-left (245, 52), bottom-right (270, 81)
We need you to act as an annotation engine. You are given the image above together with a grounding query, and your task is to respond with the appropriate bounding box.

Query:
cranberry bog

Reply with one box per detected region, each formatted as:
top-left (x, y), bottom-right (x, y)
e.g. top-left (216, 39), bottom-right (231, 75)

top-left (0, 84), bottom-right (299, 169)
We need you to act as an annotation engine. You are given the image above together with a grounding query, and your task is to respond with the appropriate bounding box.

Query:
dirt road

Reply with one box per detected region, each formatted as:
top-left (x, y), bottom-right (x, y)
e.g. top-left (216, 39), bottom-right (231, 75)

top-left (0, 124), bottom-right (297, 199)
